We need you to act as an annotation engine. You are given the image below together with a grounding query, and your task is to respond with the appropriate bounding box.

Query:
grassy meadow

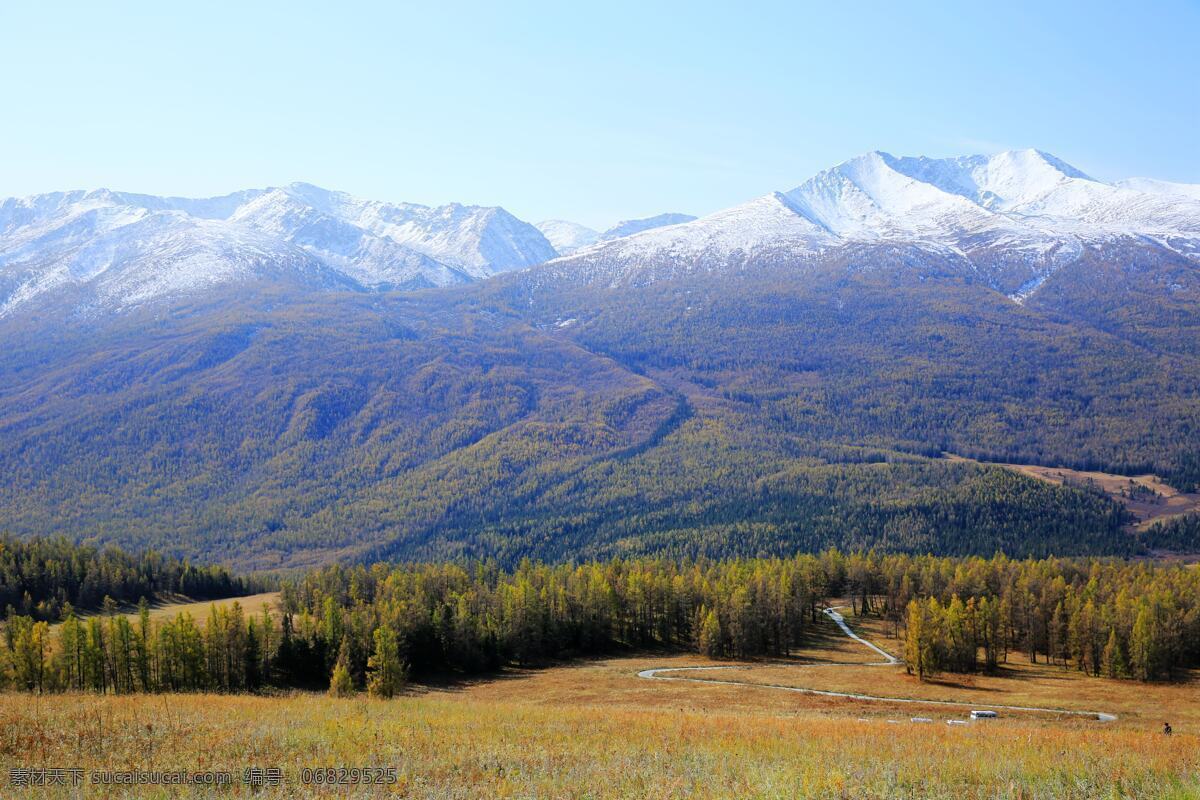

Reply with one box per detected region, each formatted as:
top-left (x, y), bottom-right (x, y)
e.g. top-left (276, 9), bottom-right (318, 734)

top-left (2, 607), bottom-right (1198, 799)
top-left (47, 592), bottom-right (281, 630)
top-left (1, 683), bottom-right (1197, 799)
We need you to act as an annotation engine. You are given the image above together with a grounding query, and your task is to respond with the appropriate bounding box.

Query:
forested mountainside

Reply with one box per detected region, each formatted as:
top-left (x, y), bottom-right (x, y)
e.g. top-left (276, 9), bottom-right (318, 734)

top-left (1, 151), bottom-right (1198, 568)
top-left (0, 253), bottom-right (1195, 567)
top-left (499, 253), bottom-right (1200, 486)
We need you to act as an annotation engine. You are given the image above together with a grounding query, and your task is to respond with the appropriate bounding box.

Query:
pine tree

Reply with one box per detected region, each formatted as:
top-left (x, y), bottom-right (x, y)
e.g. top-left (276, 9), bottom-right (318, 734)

top-left (109, 615), bottom-right (136, 693)
top-left (697, 608), bottom-right (722, 657)
top-left (58, 607), bottom-right (84, 691)
top-left (1049, 602), bottom-right (1069, 668)
top-left (135, 598), bottom-right (152, 692)
top-left (329, 638), bottom-right (354, 698)
top-left (205, 605), bottom-right (226, 691)
top-left (943, 595), bottom-right (973, 672)
top-left (1129, 605), bottom-right (1159, 681)
top-left (977, 596), bottom-right (1001, 672)
top-left (257, 607), bottom-right (275, 683)
top-left (9, 617), bottom-right (49, 693)
top-left (244, 621), bottom-right (262, 691)
top-left (904, 598), bottom-right (941, 680)
top-left (366, 626), bottom-right (405, 699)
top-left (1102, 628), bottom-right (1127, 679)
top-left (85, 618), bottom-right (107, 693)
top-left (174, 612), bottom-right (207, 690)
top-left (321, 598), bottom-right (343, 670)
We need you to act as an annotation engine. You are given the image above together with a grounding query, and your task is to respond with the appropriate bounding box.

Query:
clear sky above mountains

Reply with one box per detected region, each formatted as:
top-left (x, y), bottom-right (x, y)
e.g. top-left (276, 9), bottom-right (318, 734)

top-left (1, 0), bottom-right (1196, 229)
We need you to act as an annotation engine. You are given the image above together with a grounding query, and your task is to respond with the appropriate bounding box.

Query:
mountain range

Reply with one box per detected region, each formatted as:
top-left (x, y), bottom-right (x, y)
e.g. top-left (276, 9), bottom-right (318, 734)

top-left (546, 149), bottom-right (1200, 298)
top-left (0, 183), bottom-right (560, 317)
top-left (0, 185), bottom-right (701, 319)
top-left (3, 149), bottom-right (1197, 318)
top-left (1, 149), bottom-right (1198, 568)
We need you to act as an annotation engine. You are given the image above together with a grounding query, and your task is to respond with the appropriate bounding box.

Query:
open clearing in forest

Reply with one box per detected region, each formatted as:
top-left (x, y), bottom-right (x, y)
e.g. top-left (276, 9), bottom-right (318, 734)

top-left (53, 591), bottom-right (280, 628)
top-left (944, 452), bottom-right (1200, 531)
top-left (638, 608), bottom-right (1121, 723)
top-left (453, 608), bottom-right (1199, 731)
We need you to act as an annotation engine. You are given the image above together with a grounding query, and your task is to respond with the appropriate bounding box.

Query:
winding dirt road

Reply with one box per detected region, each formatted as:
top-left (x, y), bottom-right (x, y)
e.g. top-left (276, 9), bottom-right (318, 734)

top-left (637, 607), bottom-right (1117, 722)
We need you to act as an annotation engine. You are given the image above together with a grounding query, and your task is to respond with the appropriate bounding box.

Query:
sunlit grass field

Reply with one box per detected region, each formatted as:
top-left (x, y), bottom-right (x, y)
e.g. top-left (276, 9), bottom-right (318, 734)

top-left (3, 606), bottom-right (1198, 798)
top-left (1, 687), bottom-right (1197, 799)
top-left (45, 592), bottom-right (281, 634)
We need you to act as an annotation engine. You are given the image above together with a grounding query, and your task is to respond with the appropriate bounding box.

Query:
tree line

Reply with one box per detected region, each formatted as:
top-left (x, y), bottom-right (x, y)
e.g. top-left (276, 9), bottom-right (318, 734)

top-left (0, 536), bottom-right (266, 621)
top-left (3, 548), bottom-right (1200, 695)
top-left (894, 554), bottom-right (1200, 681)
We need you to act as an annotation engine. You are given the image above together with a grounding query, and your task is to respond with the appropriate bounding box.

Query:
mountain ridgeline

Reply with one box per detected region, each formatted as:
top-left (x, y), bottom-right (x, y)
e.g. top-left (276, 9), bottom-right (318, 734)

top-left (0, 150), bottom-right (1198, 567)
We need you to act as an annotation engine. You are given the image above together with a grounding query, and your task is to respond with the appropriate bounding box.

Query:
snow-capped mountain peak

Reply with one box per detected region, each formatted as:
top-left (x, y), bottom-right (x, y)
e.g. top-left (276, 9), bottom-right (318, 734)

top-left (536, 192), bottom-right (835, 288)
top-left (783, 150), bottom-right (998, 238)
top-left (543, 148), bottom-right (1200, 301)
top-left (4, 150), bottom-right (1198, 319)
top-left (0, 184), bottom-right (556, 316)
top-left (876, 149), bottom-right (1092, 212)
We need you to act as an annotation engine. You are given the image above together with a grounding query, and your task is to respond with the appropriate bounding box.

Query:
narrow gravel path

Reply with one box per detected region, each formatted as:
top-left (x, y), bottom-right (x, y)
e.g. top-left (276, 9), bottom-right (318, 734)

top-left (637, 607), bottom-right (1117, 722)
top-left (822, 607), bottom-right (899, 664)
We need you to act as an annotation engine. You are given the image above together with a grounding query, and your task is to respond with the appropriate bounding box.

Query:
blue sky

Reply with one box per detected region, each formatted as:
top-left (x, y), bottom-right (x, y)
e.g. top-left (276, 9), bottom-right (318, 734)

top-left (1, 1), bottom-right (1197, 228)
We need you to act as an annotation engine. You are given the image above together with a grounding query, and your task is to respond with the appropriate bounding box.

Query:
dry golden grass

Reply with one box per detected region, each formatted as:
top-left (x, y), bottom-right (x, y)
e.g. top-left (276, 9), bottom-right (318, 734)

top-left (5, 607), bottom-right (1199, 798)
top-left (54, 592), bottom-right (280, 629)
top-left (136, 591), bottom-right (280, 623)
top-left (447, 614), bottom-right (1200, 731)
top-left (647, 611), bottom-right (1200, 729)
top-left (1, 687), bottom-right (1198, 799)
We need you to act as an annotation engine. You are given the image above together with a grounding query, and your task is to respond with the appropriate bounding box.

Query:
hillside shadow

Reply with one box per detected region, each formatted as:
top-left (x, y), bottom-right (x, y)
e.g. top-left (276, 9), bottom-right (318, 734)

top-left (920, 675), bottom-right (1002, 692)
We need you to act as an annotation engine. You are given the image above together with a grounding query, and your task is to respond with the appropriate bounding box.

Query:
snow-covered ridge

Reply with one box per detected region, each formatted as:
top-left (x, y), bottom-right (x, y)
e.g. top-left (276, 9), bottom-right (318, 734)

top-left (600, 213), bottom-right (697, 240)
top-left (1115, 177), bottom-right (1200, 202)
top-left (0, 183), bottom-right (556, 316)
top-left (535, 219), bottom-right (599, 256)
top-left (547, 149), bottom-right (1200, 300)
top-left (535, 213), bottom-right (700, 258)
top-left (3, 150), bottom-right (1198, 316)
